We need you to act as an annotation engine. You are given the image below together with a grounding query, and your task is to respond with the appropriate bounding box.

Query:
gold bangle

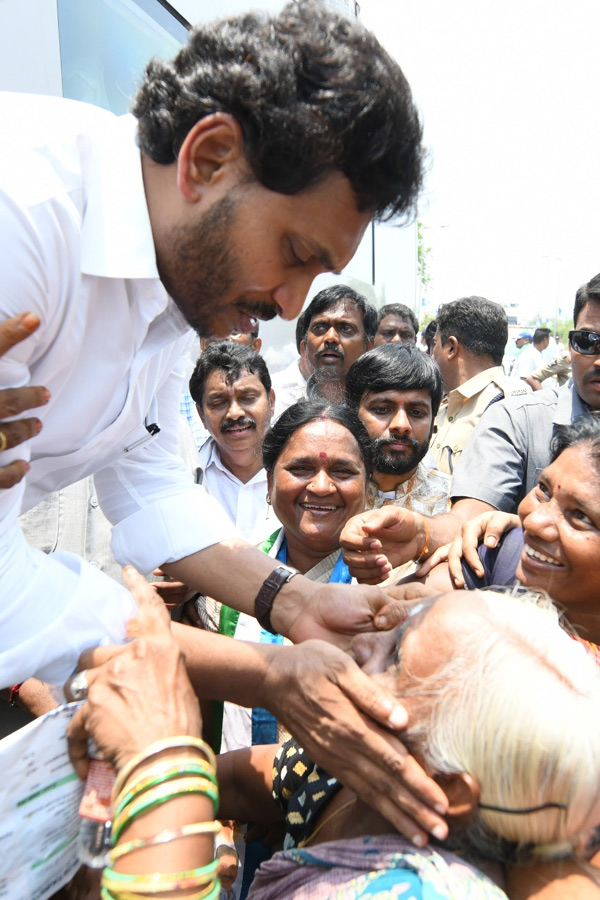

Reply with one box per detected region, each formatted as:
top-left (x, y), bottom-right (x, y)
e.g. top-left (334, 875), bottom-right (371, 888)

top-left (113, 737), bottom-right (216, 800)
top-left (109, 820), bottom-right (220, 863)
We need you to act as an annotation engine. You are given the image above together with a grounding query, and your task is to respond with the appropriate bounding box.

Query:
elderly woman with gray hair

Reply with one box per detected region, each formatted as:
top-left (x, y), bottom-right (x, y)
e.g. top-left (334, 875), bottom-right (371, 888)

top-left (71, 574), bottom-right (600, 899)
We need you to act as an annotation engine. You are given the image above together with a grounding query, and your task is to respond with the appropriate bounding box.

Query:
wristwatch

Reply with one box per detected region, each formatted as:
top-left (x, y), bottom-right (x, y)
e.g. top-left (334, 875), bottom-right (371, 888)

top-left (254, 565), bottom-right (298, 634)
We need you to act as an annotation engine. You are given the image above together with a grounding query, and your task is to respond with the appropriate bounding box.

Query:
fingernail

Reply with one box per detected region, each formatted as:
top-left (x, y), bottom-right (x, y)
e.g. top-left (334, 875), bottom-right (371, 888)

top-left (412, 833), bottom-right (426, 847)
top-left (20, 312), bottom-right (38, 329)
top-left (42, 388), bottom-right (51, 403)
top-left (376, 615), bottom-right (388, 629)
top-left (35, 419), bottom-right (42, 434)
top-left (387, 704), bottom-right (407, 729)
top-left (434, 803), bottom-right (447, 815)
top-left (432, 824), bottom-right (447, 841)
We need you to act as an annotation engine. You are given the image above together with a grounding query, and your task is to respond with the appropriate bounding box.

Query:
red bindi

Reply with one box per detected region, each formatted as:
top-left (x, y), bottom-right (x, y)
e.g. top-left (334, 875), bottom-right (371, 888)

top-left (319, 452), bottom-right (327, 459)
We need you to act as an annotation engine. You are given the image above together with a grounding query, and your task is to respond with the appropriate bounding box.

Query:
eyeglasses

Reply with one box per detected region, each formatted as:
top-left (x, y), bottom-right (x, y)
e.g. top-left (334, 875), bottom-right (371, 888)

top-left (569, 329), bottom-right (600, 355)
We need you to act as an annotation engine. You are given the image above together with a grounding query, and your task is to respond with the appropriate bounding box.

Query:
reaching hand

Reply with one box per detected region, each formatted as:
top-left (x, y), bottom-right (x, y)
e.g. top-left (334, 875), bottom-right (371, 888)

top-left (442, 510), bottom-right (520, 588)
top-left (340, 507), bottom-right (426, 583)
top-left (66, 567), bottom-right (202, 778)
top-left (0, 312), bottom-right (49, 488)
top-left (259, 638), bottom-right (448, 847)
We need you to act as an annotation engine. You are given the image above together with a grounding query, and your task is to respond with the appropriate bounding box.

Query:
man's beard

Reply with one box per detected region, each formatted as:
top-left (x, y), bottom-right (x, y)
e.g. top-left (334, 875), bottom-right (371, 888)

top-left (372, 435), bottom-right (429, 477)
top-left (155, 193), bottom-right (276, 337)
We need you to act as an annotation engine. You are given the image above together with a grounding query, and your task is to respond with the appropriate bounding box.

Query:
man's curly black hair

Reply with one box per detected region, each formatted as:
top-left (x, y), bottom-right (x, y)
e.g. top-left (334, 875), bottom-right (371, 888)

top-left (132, 0), bottom-right (423, 221)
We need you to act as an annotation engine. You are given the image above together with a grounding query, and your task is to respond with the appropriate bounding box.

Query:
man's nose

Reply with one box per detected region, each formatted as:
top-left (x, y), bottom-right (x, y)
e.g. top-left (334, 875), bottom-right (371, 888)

top-left (227, 397), bottom-right (244, 419)
top-left (272, 270), bottom-right (317, 321)
top-left (389, 408), bottom-right (411, 433)
top-left (322, 326), bottom-right (340, 345)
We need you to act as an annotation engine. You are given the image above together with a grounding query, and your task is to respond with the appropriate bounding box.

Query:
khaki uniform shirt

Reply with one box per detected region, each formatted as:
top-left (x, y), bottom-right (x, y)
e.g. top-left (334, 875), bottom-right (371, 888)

top-left (431, 366), bottom-right (529, 475)
top-left (530, 350), bottom-right (572, 387)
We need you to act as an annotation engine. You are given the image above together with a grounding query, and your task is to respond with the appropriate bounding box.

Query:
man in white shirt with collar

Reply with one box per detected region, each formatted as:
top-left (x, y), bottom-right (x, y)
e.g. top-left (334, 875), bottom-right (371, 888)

top-left (0, 3), bottom-right (453, 842)
top-left (189, 341), bottom-right (279, 545)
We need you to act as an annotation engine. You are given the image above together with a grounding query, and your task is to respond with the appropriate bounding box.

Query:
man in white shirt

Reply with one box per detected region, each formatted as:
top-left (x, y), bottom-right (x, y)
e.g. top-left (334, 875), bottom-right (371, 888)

top-left (0, 4), bottom-right (451, 841)
top-left (513, 327), bottom-right (551, 379)
top-left (189, 341), bottom-right (279, 544)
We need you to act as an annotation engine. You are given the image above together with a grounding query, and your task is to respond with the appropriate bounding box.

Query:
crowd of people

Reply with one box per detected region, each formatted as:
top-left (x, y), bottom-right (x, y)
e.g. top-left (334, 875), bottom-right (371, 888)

top-left (1, 2), bottom-right (600, 899)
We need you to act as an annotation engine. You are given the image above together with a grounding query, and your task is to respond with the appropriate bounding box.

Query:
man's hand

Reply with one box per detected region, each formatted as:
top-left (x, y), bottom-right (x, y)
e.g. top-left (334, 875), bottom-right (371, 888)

top-left (340, 507), bottom-right (426, 583)
top-left (0, 312), bottom-right (49, 488)
top-left (151, 567), bottom-right (197, 611)
top-left (67, 567), bottom-right (202, 778)
top-left (258, 638), bottom-right (448, 847)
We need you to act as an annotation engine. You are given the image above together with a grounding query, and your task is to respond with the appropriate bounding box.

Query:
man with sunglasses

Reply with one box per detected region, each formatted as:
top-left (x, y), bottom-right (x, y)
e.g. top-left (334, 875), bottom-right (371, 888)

top-left (341, 274), bottom-right (600, 582)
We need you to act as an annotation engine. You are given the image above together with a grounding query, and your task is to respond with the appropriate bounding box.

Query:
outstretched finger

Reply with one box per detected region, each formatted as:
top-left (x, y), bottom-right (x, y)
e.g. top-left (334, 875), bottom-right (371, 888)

top-left (0, 311), bottom-right (40, 355)
top-left (0, 459), bottom-right (30, 489)
top-left (415, 543), bottom-right (450, 577)
top-left (447, 536), bottom-right (468, 587)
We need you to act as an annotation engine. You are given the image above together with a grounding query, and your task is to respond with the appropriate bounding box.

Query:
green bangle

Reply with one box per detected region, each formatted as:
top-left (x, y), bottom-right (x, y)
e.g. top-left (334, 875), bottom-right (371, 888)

top-left (114, 762), bottom-right (217, 820)
top-left (102, 880), bottom-right (220, 900)
top-left (113, 737), bottom-right (216, 800)
top-left (102, 857), bottom-right (218, 889)
top-left (112, 777), bottom-right (219, 844)
top-left (109, 820), bottom-right (220, 863)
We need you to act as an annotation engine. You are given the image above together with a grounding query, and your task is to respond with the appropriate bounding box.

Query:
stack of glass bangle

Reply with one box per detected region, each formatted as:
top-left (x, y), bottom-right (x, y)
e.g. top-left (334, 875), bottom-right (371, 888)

top-left (101, 736), bottom-right (221, 900)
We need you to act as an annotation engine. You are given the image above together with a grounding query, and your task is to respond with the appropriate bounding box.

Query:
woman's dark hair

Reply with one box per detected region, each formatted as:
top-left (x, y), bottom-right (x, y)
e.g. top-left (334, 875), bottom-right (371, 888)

top-left (132, 1), bottom-right (423, 221)
top-left (262, 399), bottom-right (373, 477)
top-left (550, 412), bottom-right (600, 463)
top-left (345, 343), bottom-right (444, 417)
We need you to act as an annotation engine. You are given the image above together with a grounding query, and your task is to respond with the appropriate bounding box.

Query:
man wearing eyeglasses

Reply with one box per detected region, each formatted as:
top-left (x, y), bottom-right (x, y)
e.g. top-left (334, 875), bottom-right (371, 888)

top-left (447, 272), bottom-right (600, 516)
top-left (341, 274), bottom-right (600, 580)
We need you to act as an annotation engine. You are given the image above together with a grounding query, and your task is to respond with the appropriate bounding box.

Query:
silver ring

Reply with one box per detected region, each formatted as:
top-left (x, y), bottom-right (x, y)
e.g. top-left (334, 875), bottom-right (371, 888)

top-left (68, 669), bottom-right (89, 702)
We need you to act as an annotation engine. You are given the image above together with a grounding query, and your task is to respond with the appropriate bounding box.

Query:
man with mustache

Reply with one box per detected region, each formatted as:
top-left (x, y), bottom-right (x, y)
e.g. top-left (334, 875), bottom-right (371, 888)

top-left (189, 341), bottom-right (279, 545)
top-left (346, 344), bottom-right (450, 516)
top-left (299, 285), bottom-right (377, 405)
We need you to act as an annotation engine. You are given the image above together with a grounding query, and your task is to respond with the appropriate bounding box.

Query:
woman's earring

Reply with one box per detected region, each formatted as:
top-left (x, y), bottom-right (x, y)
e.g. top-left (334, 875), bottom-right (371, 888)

top-left (266, 493), bottom-right (271, 505)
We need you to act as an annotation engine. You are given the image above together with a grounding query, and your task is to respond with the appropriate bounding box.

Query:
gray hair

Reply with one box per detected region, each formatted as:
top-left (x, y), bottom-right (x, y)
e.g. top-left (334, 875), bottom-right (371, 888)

top-left (399, 590), bottom-right (600, 863)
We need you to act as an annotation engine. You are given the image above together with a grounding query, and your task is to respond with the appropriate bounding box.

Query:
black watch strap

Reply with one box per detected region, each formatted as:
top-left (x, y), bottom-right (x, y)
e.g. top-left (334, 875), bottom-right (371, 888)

top-left (254, 565), bottom-right (297, 634)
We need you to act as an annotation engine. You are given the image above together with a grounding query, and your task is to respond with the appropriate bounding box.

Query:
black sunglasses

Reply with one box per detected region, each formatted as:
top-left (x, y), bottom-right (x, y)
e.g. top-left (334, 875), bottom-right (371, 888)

top-left (569, 329), bottom-right (600, 355)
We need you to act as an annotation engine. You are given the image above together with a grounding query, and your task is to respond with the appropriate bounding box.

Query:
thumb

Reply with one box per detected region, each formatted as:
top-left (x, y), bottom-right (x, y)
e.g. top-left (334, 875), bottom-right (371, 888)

top-left (124, 566), bottom-right (171, 638)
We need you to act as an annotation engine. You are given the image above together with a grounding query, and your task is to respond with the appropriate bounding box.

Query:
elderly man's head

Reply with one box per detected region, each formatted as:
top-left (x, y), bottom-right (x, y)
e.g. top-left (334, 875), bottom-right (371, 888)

top-left (360, 590), bottom-right (600, 863)
top-left (134, 1), bottom-right (423, 339)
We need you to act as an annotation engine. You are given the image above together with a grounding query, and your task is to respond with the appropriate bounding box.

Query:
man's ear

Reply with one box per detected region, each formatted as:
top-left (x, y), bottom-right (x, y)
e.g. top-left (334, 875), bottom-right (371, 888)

top-left (436, 773), bottom-right (480, 824)
top-left (366, 336), bottom-right (375, 351)
top-left (177, 113), bottom-right (245, 201)
top-left (268, 389), bottom-right (275, 418)
top-left (196, 402), bottom-right (206, 427)
top-left (300, 339), bottom-right (308, 361)
top-left (252, 337), bottom-right (263, 353)
top-left (445, 336), bottom-right (459, 360)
